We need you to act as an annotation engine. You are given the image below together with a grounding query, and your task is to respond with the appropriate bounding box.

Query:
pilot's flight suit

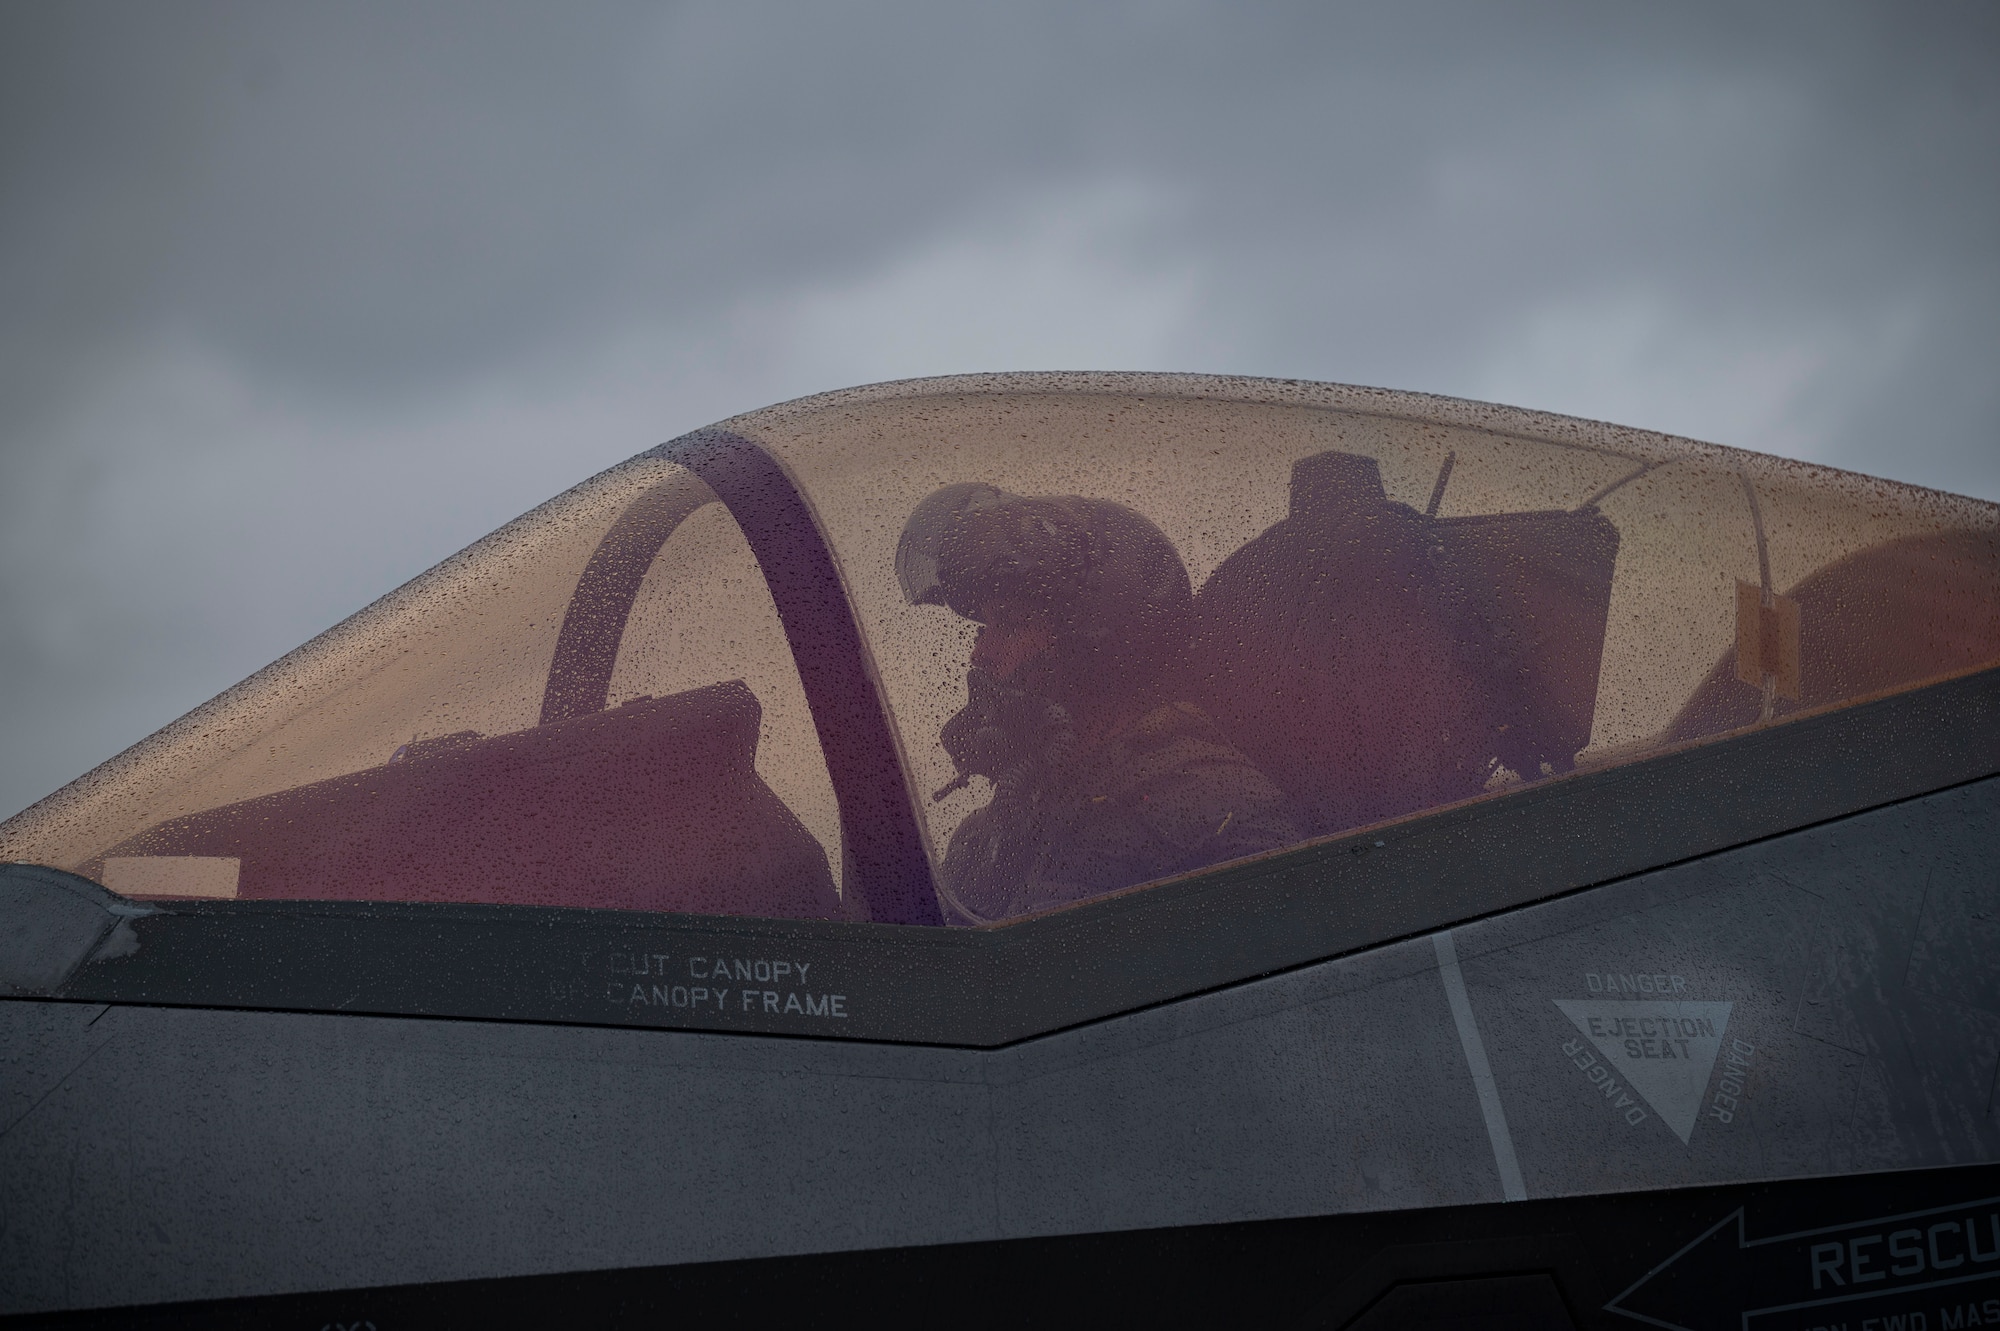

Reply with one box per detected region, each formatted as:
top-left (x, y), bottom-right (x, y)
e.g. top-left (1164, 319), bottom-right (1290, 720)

top-left (937, 699), bottom-right (1300, 924)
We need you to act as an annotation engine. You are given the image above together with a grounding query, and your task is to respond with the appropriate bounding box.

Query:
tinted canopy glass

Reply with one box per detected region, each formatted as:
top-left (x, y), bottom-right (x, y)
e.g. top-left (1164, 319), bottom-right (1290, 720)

top-left (5, 374), bottom-right (1995, 928)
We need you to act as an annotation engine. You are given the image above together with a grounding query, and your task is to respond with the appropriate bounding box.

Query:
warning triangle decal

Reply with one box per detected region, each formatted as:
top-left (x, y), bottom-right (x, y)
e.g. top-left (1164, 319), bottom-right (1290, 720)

top-left (1553, 999), bottom-right (1733, 1144)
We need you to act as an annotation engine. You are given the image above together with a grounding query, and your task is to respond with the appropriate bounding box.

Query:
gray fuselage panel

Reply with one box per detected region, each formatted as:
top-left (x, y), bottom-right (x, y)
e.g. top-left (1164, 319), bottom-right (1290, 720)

top-left (3, 777), bottom-right (1995, 1315)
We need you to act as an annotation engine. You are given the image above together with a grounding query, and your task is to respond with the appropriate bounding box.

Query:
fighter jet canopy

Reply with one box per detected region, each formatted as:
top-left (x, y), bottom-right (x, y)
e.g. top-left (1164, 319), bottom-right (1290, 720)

top-left (5, 374), bottom-right (1997, 929)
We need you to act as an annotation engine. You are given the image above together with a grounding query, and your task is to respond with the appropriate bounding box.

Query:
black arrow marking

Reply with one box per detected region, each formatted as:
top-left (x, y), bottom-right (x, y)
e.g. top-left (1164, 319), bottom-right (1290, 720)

top-left (1607, 1194), bottom-right (2000, 1330)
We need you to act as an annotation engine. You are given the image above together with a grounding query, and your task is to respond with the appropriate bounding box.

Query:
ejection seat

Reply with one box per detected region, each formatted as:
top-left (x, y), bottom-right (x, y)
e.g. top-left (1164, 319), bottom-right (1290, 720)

top-left (89, 680), bottom-right (837, 917)
top-left (89, 456), bottom-right (846, 920)
top-left (1183, 450), bottom-right (1622, 842)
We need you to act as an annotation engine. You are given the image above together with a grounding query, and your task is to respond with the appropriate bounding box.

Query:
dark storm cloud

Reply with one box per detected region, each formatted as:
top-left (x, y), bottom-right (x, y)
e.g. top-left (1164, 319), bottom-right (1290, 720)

top-left (2, 0), bottom-right (1997, 818)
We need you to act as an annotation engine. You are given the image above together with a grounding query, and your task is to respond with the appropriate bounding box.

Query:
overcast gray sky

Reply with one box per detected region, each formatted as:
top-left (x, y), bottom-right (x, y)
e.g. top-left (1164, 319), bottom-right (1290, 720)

top-left (2, 0), bottom-right (1997, 821)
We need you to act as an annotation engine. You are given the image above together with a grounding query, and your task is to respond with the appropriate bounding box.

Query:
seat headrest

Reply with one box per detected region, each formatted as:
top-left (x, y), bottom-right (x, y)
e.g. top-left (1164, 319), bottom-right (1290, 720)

top-left (1290, 451), bottom-right (1389, 522)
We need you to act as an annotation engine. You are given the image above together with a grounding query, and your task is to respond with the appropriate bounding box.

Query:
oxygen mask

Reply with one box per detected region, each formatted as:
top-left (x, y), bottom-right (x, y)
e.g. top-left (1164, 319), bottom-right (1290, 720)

top-left (932, 667), bottom-right (1079, 802)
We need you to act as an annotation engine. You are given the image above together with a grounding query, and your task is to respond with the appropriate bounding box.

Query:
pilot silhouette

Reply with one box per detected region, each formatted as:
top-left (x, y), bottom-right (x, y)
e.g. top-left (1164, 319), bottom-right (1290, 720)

top-left (898, 483), bottom-right (1300, 923)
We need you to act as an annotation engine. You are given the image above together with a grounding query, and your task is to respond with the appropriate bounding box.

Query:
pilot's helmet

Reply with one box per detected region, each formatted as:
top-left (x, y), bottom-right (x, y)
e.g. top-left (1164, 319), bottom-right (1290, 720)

top-left (897, 482), bottom-right (1193, 679)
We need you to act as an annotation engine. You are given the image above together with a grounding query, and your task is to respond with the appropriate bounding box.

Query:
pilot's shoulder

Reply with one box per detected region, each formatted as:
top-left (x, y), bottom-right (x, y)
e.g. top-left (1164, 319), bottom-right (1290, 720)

top-left (1126, 699), bottom-right (1226, 746)
top-left (1102, 702), bottom-right (1274, 788)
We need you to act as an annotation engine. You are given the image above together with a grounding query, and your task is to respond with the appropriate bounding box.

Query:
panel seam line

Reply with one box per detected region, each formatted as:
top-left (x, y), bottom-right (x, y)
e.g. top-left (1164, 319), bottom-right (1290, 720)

top-left (1434, 929), bottom-right (1528, 1201)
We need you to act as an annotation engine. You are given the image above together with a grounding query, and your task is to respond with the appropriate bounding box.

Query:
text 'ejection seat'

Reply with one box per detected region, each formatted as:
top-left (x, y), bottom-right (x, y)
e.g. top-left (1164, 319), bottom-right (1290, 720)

top-left (1182, 451), bottom-right (1621, 841)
